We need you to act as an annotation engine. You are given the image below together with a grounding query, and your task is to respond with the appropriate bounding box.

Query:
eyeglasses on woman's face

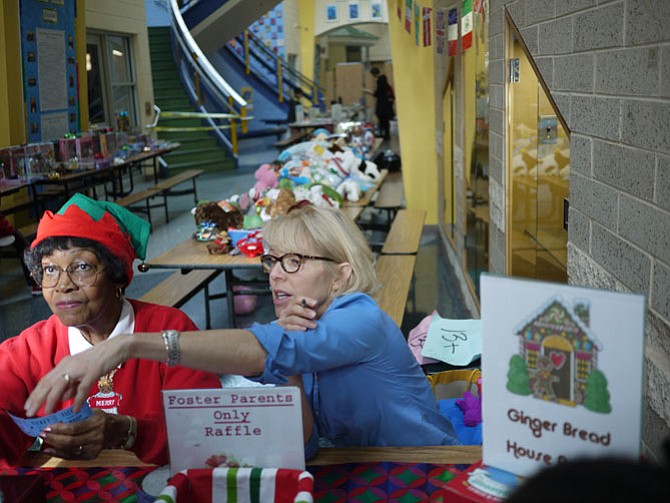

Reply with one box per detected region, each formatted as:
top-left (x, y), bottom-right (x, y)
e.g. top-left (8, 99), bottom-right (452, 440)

top-left (260, 253), bottom-right (336, 274)
top-left (33, 261), bottom-right (105, 288)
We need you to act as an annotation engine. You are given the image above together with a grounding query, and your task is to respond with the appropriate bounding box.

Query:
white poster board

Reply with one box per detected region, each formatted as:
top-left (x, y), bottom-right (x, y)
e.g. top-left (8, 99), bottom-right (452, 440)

top-left (163, 387), bottom-right (305, 476)
top-left (481, 274), bottom-right (645, 478)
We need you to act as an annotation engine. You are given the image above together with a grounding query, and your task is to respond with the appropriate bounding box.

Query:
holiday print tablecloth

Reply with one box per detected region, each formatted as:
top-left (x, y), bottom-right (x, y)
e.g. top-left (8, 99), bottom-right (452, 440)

top-left (1, 462), bottom-right (469, 502)
top-left (309, 462), bottom-right (468, 502)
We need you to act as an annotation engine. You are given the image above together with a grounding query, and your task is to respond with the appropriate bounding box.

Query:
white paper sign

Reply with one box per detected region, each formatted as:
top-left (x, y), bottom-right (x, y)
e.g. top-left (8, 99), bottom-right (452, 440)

top-left (421, 316), bottom-right (482, 366)
top-left (163, 387), bottom-right (305, 476)
top-left (481, 274), bottom-right (645, 478)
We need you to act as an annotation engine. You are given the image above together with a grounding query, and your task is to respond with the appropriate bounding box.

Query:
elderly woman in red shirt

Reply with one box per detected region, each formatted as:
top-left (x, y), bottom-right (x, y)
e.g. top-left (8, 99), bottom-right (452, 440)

top-left (0, 193), bottom-right (221, 468)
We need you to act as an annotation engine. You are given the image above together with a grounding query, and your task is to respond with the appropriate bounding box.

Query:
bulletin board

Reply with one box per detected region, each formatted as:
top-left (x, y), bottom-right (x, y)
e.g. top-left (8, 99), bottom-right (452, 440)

top-left (20, 0), bottom-right (78, 142)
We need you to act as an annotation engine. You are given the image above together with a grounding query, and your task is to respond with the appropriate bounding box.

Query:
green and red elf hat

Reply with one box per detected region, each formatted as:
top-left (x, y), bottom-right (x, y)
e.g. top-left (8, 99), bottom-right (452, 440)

top-left (31, 193), bottom-right (150, 284)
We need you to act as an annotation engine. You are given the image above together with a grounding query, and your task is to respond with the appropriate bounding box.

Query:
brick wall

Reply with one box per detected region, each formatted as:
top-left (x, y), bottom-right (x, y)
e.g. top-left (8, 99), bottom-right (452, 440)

top-left (488, 0), bottom-right (670, 461)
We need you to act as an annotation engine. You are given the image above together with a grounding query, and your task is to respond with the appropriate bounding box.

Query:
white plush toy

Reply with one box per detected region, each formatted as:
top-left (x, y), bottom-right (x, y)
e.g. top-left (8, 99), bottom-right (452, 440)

top-left (336, 178), bottom-right (362, 202)
top-left (358, 157), bottom-right (381, 182)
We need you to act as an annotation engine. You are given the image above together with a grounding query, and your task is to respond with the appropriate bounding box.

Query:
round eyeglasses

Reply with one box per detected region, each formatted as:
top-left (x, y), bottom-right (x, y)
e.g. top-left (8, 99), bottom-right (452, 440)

top-left (260, 253), bottom-right (336, 274)
top-left (33, 262), bottom-right (105, 288)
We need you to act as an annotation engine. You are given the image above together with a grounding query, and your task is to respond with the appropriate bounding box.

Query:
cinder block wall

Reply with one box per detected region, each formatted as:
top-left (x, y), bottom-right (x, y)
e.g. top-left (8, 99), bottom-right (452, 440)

top-left (488, 0), bottom-right (670, 461)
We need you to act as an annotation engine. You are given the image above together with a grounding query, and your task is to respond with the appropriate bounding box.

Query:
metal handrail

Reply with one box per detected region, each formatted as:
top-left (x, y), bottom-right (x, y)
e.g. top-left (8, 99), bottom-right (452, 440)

top-left (170, 0), bottom-right (247, 111)
top-left (233, 30), bottom-right (325, 108)
top-left (167, 0), bottom-right (255, 157)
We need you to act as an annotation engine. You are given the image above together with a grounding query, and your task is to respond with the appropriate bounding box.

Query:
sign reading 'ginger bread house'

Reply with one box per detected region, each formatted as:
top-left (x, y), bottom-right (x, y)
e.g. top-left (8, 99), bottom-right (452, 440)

top-left (481, 274), bottom-right (645, 478)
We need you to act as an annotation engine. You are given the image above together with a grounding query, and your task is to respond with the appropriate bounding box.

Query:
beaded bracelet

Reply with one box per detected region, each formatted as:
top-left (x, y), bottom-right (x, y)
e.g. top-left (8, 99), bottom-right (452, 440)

top-left (162, 330), bottom-right (181, 366)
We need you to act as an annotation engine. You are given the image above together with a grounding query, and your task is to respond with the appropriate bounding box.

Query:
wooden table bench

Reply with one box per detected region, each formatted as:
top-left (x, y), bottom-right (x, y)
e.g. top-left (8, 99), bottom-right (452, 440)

top-left (139, 269), bottom-right (221, 329)
top-left (381, 208), bottom-right (426, 255)
top-left (273, 130), bottom-right (309, 150)
top-left (116, 169), bottom-right (203, 227)
top-left (374, 254), bottom-right (417, 327)
top-left (374, 171), bottom-right (404, 224)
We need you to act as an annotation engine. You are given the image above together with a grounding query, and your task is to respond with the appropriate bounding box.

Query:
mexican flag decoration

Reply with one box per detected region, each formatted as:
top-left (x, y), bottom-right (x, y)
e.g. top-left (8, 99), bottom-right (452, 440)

top-left (422, 7), bottom-right (432, 47)
top-left (461, 0), bottom-right (473, 50)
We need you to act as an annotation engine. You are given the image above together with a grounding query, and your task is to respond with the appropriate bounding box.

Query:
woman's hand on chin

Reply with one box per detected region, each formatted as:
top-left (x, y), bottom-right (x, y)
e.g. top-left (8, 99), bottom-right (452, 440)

top-left (276, 297), bottom-right (318, 331)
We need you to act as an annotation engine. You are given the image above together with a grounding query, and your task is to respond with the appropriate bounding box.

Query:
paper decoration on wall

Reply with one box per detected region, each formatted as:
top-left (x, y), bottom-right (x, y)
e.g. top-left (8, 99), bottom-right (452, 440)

top-left (436, 9), bottom-right (446, 54)
top-left (405, 0), bottom-right (412, 33)
top-left (397, 0), bottom-right (402, 20)
top-left (461, 0), bottom-right (473, 50)
top-left (372, 2), bottom-right (382, 19)
top-left (348, 2), bottom-right (360, 21)
top-left (422, 7), bottom-right (432, 47)
top-left (448, 8), bottom-right (458, 56)
top-left (414, 1), bottom-right (420, 45)
top-left (246, 4), bottom-right (285, 56)
top-left (326, 4), bottom-right (338, 22)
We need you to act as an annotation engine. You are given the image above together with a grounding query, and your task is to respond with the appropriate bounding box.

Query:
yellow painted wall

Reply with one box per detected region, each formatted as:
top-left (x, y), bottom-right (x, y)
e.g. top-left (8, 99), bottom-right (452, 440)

top-left (298, 0), bottom-right (316, 95)
top-left (388, 0), bottom-right (438, 223)
top-left (0, 1), bottom-right (25, 148)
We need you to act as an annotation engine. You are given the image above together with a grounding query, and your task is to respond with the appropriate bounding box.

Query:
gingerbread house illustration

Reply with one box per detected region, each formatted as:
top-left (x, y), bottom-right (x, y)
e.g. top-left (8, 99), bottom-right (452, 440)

top-left (514, 296), bottom-right (601, 407)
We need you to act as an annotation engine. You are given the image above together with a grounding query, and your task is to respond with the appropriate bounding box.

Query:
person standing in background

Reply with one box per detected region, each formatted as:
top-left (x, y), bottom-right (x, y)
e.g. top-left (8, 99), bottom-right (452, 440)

top-left (366, 67), bottom-right (394, 141)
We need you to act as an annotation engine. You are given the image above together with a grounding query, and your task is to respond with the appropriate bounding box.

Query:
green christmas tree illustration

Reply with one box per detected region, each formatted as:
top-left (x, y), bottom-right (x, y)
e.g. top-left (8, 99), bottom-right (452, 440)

top-left (506, 354), bottom-right (531, 395)
top-left (583, 369), bottom-right (612, 413)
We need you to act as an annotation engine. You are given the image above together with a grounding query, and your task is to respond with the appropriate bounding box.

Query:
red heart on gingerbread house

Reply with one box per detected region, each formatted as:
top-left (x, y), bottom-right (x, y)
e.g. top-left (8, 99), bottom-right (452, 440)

top-left (549, 351), bottom-right (566, 370)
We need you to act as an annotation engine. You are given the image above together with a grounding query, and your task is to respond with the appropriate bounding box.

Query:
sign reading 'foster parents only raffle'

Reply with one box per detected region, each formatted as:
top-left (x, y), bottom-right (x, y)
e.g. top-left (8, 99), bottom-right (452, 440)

top-left (162, 387), bottom-right (305, 475)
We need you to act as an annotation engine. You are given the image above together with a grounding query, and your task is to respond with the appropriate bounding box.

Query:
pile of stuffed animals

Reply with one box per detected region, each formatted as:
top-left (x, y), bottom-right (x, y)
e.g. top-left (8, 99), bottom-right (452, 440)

top-left (193, 125), bottom-right (382, 257)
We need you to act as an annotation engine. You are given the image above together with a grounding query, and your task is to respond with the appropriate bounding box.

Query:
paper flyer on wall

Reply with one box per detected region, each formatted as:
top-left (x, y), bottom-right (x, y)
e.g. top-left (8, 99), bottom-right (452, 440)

top-left (162, 387), bottom-right (305, 476)
top-left (480, 274), bottom-right (645, 478)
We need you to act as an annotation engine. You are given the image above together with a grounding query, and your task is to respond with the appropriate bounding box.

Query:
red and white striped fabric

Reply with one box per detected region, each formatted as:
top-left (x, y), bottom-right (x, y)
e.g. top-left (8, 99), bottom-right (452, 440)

top-left (155, 467), bottom-right (314, 503)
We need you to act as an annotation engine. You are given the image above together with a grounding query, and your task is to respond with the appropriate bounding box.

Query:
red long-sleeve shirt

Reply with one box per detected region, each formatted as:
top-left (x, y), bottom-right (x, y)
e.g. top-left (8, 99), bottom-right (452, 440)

top-left (0, 299), bottom-right (221, 467)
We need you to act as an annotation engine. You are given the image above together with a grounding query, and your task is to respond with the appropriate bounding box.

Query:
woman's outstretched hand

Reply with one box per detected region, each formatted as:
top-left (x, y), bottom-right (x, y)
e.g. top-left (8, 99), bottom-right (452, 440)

top-left (276, 297), bottom-right (318, 331)
top-left (25, 336), bottom-right (129, 417)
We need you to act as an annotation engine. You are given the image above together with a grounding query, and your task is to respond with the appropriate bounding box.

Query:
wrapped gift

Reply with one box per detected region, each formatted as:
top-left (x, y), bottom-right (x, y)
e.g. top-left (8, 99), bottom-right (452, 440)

top-left (154, 467), bottom-right (314, 503)
top-left (76, 133), bottom-right (95, 160)
top-left (57, 137), bottom-right (77, 162)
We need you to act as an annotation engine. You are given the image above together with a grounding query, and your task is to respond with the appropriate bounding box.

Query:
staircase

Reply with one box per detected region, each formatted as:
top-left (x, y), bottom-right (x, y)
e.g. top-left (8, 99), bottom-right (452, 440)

top-left (148, 26), bottom-right (235, 174)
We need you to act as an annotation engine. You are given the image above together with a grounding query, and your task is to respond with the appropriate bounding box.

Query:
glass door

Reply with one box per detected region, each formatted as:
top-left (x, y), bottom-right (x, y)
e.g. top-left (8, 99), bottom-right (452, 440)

top-left (464, 5), bottom-right (489, 297)
top-left (86, 32), bottom-right (138, 130)
top-left (86, 36), bottom-right (107, 126)
top-left (442, 60), bottom-right (456, 242)
top-left (507, 21), bottom-right (569, 282)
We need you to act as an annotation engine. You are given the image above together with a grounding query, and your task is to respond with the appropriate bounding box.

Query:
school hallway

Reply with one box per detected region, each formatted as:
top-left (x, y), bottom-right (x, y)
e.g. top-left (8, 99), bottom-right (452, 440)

top-left (0, 133), bottom-right (470, 343)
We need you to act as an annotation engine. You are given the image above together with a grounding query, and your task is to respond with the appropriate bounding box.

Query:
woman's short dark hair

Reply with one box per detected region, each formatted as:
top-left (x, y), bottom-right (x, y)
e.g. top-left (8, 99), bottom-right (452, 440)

top-left (24, 236), bottom-right (129, 286)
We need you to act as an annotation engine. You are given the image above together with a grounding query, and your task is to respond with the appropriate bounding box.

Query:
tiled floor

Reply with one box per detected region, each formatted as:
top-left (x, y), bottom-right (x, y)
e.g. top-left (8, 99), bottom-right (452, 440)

top-left (0, 135), bottom-right (470, 343)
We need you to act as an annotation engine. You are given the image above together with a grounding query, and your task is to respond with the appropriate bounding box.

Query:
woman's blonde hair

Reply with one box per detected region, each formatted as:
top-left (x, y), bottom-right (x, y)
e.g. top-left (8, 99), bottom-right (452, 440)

top-left (262, 205), bottom-right (380, 296)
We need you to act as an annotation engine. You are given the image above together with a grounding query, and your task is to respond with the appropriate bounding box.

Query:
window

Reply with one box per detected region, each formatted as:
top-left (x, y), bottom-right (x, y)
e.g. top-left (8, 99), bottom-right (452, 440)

top-left (506, 17), bottom-right (570, 283)
top-left (86, 33), bottom-right (138, 130)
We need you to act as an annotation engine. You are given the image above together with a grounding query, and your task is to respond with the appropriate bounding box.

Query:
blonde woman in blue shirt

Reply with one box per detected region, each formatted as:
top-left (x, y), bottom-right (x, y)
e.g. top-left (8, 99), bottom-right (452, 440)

top-left (26, 204), bottom-right (459, 457)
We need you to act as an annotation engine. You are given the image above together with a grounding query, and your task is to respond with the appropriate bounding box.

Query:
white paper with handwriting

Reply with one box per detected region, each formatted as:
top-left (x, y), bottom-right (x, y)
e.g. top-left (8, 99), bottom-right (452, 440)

top-left (421, 316), bottom-right (482, 366)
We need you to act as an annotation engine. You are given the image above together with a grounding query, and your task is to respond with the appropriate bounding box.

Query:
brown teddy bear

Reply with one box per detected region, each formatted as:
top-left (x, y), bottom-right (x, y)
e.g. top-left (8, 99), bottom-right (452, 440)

top-left (194, 201), bottom-right (243, 231)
